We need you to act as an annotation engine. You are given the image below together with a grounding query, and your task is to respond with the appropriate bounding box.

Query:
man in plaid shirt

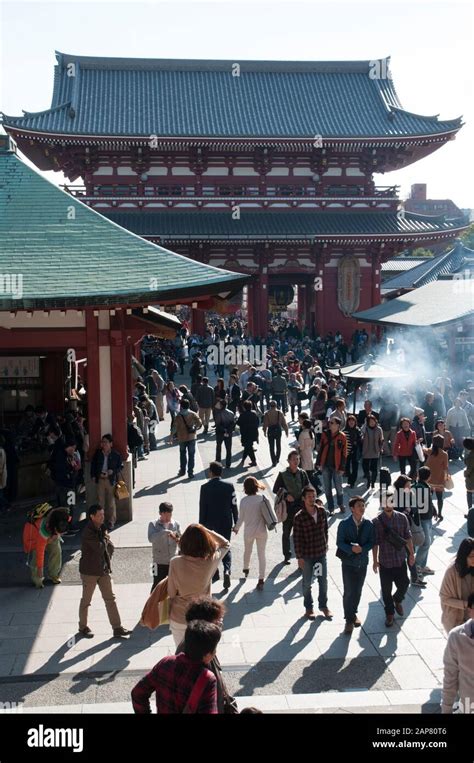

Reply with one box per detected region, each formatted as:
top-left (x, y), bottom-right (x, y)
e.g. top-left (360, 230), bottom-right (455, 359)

top-left (131, 620), bottom-right (221, 713)
top-left (293, 485), bottom-right (332, 620)
top-left (372, 491), bottom-right (415, 627)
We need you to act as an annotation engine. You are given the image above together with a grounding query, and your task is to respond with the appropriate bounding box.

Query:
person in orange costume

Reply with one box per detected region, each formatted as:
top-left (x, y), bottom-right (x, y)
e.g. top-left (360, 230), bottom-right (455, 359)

top-left (23, 506), bottom-right (70, 588)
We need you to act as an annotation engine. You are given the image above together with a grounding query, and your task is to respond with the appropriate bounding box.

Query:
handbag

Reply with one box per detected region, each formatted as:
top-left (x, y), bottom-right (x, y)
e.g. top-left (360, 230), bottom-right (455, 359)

top-left (297, 390), bottom-right (308, 401)
top-left (140, 576), bottom-right (169, 629)
top-left (408, 514), bottom-right (425, 547)
top-left (445, 473), bottom-right (454, 490)
top-left (381, 516), bottom-right (407, 551)
top-left (415, 442), bottom-right (425, 463)
top-left (114, 480), bottom-right (129, 500)
top-left (274, 487), bottom-right (288, 523)
top-left (260, 495), bottom-right (278, 531)
top-left (179, 413), bottom-right (196, 434)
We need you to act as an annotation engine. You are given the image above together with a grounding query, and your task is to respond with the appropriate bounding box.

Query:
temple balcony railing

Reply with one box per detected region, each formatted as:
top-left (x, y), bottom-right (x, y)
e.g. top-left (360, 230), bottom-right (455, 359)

top-left (61, 183), bottom-right (400, 200)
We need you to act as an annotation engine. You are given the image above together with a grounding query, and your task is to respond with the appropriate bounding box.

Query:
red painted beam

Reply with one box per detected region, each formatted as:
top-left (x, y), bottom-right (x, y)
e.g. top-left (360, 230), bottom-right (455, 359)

top-left (0, 328), bottom-right (86, 349)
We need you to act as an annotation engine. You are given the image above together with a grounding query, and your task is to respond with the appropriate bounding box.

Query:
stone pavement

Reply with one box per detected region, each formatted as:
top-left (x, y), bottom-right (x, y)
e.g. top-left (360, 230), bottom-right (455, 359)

top-left (0, 381), bottom-right (470, 714)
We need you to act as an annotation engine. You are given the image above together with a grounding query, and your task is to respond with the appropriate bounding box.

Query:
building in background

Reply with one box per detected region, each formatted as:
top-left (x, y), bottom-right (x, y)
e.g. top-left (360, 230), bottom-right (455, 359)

top-left (2, 53), bottom-right (468, 337)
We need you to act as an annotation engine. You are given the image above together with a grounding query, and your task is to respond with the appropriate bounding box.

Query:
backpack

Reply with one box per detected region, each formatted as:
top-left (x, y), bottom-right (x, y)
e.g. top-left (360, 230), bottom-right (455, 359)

top-left (274, 487), bottom-right (288, 523)
top-left (260, 495), bottom-right (278, 531)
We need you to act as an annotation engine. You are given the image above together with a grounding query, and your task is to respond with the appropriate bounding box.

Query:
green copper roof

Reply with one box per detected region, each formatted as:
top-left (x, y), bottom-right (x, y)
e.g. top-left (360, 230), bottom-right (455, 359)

top-left (353, 279), bottom-right (474, 327)
top-left (1, 53), bottom-right (462, 139)
top-left (0, 142), bottom-right (248, 311)
top-left (104, 210), bottom-right (465, 240)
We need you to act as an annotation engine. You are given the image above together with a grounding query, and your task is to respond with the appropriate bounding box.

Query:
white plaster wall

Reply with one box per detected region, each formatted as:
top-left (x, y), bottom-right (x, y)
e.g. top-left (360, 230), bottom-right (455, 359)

top-left (99, 346), bottom-right (112, 435)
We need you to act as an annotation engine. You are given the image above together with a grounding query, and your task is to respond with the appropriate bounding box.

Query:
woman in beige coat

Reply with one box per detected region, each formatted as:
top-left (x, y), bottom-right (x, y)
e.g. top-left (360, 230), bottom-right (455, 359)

top-left (168, 524), bottom-right (230, 646)
top-left (440, 538), bottom-right (474, 633)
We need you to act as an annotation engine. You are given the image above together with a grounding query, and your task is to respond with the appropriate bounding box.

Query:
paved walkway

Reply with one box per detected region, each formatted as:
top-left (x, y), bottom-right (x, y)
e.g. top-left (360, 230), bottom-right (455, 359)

top-left (0, 381), bottom-right (470, 712)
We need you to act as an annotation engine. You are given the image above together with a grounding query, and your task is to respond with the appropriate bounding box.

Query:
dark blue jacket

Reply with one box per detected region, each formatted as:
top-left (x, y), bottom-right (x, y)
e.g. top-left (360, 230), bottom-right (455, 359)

top-left (336, 515), bottom-right (375, 568)
top-left (199, 478), bottom-right (238, 539)
top-left (90, 448), bottom-right (123, 486)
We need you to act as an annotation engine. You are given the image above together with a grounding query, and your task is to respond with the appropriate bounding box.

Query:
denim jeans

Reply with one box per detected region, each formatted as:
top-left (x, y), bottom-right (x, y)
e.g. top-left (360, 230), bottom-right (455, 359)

top-left (302, 555), bottom-right (328, 611)
top-left (179, 440), bottom-right (196, 475)
top-left (268, 434), bottom-right (282, 465)
top-left (322, 467), bottom-right (344, 512)
top-left (415, 518), bottom-right (433, 569)
top-left (282, 512), bottom-right (295, 558)
top-left (341, 563), bottom-right (367, 622)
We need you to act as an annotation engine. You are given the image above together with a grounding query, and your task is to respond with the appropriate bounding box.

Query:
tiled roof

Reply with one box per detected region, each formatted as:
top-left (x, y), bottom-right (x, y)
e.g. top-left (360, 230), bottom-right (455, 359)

top-left (0, 136), bottom-right (248, 311)
top-left (353, 278), bottom-right (474, 327)
top-left (103, 210), bottom-right (464, 240)
top-left (381, 258), bottom-right (426, 272)
top-left (381, 241), bottom-right (473, 291)
top-left (1, 53), bottom-right (463, 139)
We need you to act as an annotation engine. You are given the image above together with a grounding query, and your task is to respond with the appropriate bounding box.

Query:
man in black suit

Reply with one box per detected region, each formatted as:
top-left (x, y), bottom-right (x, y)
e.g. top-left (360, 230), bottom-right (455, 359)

top-left (199, 461), bottom-right (238, 590)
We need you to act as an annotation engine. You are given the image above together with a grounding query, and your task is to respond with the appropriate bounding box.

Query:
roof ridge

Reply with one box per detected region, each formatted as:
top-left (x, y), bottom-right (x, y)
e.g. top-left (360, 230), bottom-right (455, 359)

top-left (55, 51), bottom-right (389, 73)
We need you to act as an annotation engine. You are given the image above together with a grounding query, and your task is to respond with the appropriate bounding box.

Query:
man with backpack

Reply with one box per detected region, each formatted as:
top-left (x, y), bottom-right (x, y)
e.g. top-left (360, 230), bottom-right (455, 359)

top-left (372, 492), bottom-right (415, 627)
top-left (273, 450), bottom-right (310, 564)
top-left (175, 399), bottom-right (202, 479)
top-left (23, 505), bottom-right (71, 588)
top-left (263, 400), bottom-right (288, 467)
top-left (131, 620), bottom-right (221, 714)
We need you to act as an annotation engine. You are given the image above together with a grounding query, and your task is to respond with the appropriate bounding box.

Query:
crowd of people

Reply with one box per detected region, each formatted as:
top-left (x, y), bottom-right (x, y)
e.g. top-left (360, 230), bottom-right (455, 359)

top-left (14, 317), bottom-right (474, 713)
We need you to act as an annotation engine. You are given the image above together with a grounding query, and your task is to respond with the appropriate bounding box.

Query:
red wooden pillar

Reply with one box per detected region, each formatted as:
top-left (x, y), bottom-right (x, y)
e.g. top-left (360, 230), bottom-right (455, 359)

top-left (191, 308), bottom-right (206, 336)
top-left (110, 314), bottom-right (128, 460)
top-left (125, 343), bottom-right (133, 416)
top-left (315, 275), bottom-right (325, 338)
top-left (85, 310), bottom-right (101, 456)
top-left (297, 285), bottom-right (306, 332)
top-left (258, 272), bottom-right (269, 339)
top-left (247, 283), bottom-right (257, 337)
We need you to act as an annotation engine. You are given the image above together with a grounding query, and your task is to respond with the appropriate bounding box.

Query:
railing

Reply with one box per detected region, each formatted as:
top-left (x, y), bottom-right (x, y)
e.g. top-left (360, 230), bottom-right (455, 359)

top-left (62, 183), bottom-right (399, 200)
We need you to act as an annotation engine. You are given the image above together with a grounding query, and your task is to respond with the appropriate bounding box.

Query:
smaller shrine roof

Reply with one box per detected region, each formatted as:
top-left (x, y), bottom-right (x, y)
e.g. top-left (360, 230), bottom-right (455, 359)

top-left (0, 133), bottom-right (249, 311)
top-left (353, 279), bottom-right (474, 327)
top-left (381, 240), bottom-right (474, 292)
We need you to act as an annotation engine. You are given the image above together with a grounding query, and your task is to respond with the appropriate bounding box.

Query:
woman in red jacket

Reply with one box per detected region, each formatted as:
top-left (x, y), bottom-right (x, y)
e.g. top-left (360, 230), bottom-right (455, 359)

top-left (392, 417), bottom-right (417, 478)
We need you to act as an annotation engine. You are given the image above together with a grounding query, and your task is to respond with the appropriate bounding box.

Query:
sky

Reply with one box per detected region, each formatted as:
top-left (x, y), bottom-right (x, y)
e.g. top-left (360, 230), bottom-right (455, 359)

top-left (1, 0), bottom-right (472, 208)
